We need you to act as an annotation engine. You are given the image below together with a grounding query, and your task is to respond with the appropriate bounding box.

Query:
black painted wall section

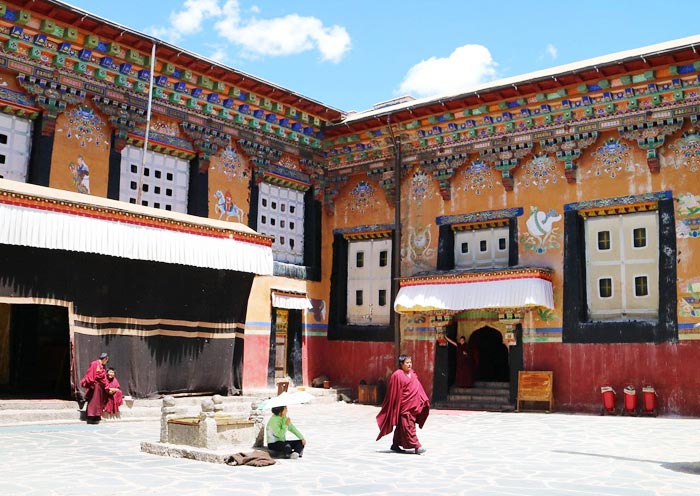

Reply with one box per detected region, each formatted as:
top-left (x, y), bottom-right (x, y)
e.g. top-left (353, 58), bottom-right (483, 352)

top-left (508, 217), bottom-right (519, 267)
top-left (303, 190), bottom-right (322, 281)
top-left (437, 224), bottom-right (455, 270)
top-left (562, 198), bottom-right (677, 343)
top-left (328, 233), bottom-right (394, 342)
top-left (107, 132), bottom-right (122, 201)
top-left (508, 324), bottom-right (524, 404)
top-left (248, 178), bottom-right (259, 230)
top-left (26, 115), bottom-right (53, 187)
top-left (187, 159), bottom-right (209, 218)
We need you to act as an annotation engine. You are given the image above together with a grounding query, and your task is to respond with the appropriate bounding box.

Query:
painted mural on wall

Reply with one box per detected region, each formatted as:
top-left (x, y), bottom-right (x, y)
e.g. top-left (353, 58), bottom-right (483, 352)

top-left (308, 298), bottom-right (326, 322)
top-left (51, 104), bottom-right (110, 197)
top-left (68, 155), bottom-right (90, 194)
top-left (401, 168), bottom-right (436, 272)
top-left (588, 138), bottom-right (635, 178)
top-left (676, 193), bottom-right (700, 239)
top-left (57, 106), bottom-right (107, 149)
top-left (668, 130), bottom-right (700, 172)
top-left (213, 189), bottom-right (245, 222)
top-left (208, 144), bottom-right (250, 223)
top-left (346, 180), bottom-right (380, 215)
top-left (519, 206), bottom-right (562, 253)
top-left (680, 279), bottom-right (700, 318)
top-left (516, 154), bottom-right (563, 191)
top-left (461, 160), bottom-right (495, 195)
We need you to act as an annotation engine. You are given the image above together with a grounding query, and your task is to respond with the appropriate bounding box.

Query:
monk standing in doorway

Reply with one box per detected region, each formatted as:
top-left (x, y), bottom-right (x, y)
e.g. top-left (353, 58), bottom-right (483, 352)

top-left (80, 352), bottom-right (109, 424)
top-left (376, 354), bottom-right (430, 454)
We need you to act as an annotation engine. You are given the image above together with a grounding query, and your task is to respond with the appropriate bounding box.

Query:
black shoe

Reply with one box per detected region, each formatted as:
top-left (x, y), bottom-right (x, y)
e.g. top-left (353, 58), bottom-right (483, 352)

top-left (390, 445), bottom-right (405, 453)
top-left (415, 447), bottom-right (426, 455)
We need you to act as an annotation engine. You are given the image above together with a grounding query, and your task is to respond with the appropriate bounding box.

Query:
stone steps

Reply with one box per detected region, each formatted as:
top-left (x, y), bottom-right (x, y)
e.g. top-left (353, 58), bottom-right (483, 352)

top-left (0, 387), bottom-right (342, 425)
top-left (435, 381), bottom-right (514, 412)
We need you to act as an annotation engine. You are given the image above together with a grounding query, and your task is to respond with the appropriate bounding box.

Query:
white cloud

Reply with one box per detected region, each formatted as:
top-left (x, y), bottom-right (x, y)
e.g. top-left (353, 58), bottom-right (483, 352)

top-left (214, 4), bottom-right (350, 62)
top-left (397, 44), bottom-right (499, 98)
top-left (146, 0), bottom-right (351, 63)
top-left (170, 0), bottom-right (222, 35)
top-left (545, 43), bottom-right (558, 59)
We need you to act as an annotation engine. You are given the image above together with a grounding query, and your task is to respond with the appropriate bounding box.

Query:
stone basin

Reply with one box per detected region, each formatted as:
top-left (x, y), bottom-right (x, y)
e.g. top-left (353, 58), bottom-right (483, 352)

top-left (167, 416), bottom-right (257, 447)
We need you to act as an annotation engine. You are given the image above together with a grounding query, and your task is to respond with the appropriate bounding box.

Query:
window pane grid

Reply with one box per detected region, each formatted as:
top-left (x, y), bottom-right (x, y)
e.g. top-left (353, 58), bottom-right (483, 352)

top-left (119, 145), bottom-right (189, 213)
top-left (0, 114), bottom-right (32, 183)
top-left (257, 182), bottom-right (305, 264)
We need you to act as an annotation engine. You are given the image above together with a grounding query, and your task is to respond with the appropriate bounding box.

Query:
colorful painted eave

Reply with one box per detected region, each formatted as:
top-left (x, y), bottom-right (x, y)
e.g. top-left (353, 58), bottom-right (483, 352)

top-left (0, 178), bottom-right (273, 247)
top-left (399, 267), bottom-right (554, 288)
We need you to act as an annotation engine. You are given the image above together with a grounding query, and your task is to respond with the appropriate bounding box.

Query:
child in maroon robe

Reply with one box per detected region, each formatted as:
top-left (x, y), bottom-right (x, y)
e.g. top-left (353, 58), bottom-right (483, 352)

top-left (103, 368), bottom-right (123, 415)
top-left (376, 354), bottom-right (430, 454)
top-left (80, 352), bottom-right (109, 424)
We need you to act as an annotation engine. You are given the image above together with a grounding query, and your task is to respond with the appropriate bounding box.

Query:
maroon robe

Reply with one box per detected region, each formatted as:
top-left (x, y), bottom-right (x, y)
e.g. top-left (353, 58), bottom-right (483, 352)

top-left (376, 368), bottom-right (430, 449)
top-left (103, 376), bottom-right (123, 414)
top-left (455, 342), bottom-right (474, 388)
top-left (80, 359), bottom-right (107, 418)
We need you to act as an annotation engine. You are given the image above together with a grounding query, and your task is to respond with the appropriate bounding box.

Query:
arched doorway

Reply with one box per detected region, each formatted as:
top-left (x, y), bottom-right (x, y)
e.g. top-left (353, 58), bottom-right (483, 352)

top-left (468, 326), bottom-right (509, 382)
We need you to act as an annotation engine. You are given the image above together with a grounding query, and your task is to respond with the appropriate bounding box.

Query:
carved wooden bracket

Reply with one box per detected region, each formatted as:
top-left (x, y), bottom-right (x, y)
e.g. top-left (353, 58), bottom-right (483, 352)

top-left (180, 123), bottom-right (231, 172)
top-left (618, 118), bottom-right (683, 174)
top-left (540, 132), bottom-right (598, 183)
top-left (481, 142), bottom-right (533, 192)
top-left (18, 73), bottom-right (86, 136)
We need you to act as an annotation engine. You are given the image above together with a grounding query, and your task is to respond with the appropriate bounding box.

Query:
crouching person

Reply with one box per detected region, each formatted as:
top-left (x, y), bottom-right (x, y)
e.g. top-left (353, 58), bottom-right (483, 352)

top-left (266, 406), bottom-right (306, 459)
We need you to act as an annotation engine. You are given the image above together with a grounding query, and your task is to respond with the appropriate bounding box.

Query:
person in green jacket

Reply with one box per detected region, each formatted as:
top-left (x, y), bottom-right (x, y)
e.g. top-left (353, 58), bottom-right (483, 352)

top-left (267, 405), bottom-right (306, 458)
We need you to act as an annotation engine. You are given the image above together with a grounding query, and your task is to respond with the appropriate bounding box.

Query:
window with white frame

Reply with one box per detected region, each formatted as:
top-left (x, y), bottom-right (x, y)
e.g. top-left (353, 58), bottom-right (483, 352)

top-left (257, 182), bottom-right (305, 264)
top-left (0, 113), bottom-right (32, 183)
top-left (347, 238), bottom-right (391, 325)
top-left (119, 145), bottom-right (189, 213)
top-left (584, 211), bottom-right (659, 320)
top-left (454, 225), bottom-right (509, 269)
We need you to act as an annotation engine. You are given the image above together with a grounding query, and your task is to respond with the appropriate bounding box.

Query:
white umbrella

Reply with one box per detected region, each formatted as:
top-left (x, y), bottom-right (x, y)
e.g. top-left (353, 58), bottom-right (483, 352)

top-left (256, 391), bottom-right (315, 410)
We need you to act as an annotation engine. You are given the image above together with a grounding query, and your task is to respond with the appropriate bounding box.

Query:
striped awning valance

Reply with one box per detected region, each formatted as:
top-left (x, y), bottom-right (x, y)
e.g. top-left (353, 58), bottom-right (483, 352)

top-left (0, 179), bottom-right (273, 275)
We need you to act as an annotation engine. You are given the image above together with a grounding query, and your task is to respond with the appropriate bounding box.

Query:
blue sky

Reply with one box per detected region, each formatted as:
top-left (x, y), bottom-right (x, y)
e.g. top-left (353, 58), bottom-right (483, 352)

top-left (64, 0), bottom-right (700, 113)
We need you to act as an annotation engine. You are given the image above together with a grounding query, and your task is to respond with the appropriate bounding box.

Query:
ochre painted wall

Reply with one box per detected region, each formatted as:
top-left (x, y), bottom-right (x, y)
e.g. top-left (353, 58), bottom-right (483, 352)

top-left (49, 103), bottom-right (110, 197)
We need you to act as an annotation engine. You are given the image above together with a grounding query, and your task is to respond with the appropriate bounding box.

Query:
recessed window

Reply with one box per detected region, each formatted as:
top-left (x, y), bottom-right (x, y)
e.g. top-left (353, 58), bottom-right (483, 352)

top-left (633, 228), bottom-right (647, 248)
top-left (119, 145), bottom-right (189, 213)
top-left (355, 290), bottom-right (363, 306)
top-left (480, 240), bottom-right (487, 252)
top-left (166, 172), bottom-right (173, 181)
top-left (635, 276), bottom-right (649, 296)
top-left (379, 250), bottom-right (388, 267)
top-left (599, 278), bottom-right (612, 298)
top-left (356, 251), bottom-right (364, 268)
top-left (461, 242), bottom-right (469, 254)
top-left (378, 289), bottom-right (387, 306)
top-left (598, 231), bottom-right (611, 250)
top-left (257, 182), bottom-right (305, 264)
top-left (498, 238), bottom-right (506, 250)
top-left (0, 114), bottom-right (33, 183)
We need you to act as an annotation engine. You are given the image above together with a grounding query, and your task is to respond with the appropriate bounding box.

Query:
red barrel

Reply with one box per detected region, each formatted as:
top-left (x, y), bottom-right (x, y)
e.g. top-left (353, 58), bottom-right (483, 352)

top-left (600, 386), bottom-right (616, 414)
top-left (642, 386), bottom-right (657, 416)
top-left (623, 385), bottom-right (637, 415)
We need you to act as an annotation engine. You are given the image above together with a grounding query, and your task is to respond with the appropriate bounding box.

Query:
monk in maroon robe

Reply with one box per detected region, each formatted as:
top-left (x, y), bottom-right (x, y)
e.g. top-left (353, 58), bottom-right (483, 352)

top-left (80, 352), bottom-right (109, 424)
top-left (376, 354), bottom-right (430, 454)
top-left (445, 335), bottom-right (474, 388)
top-left (103, 368), bottom-right (123, 415)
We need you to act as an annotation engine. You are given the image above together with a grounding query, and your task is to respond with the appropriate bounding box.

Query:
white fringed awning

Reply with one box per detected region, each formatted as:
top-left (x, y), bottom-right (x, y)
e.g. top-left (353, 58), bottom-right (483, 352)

top-left (0, 179), bottom-right (273, 275)
top-left (271, 290), bottom-right (312, 310)
top-left (394, 267), bottom-right (554, 313)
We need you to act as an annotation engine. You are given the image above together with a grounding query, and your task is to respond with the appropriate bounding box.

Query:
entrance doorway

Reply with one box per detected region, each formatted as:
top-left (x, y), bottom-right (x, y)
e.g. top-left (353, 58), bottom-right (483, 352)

top-left (268, 308), bottom-right (302, 386)
top-left (468, 326), bottom-right (510, 382)
top-left (0, 303), bottom-right (71, 398)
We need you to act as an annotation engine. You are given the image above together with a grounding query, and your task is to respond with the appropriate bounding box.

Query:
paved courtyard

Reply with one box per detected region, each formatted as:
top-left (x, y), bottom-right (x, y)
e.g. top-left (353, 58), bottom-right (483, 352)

top-left (1, 402), bottom-right (699, 496)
